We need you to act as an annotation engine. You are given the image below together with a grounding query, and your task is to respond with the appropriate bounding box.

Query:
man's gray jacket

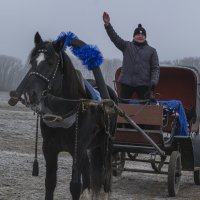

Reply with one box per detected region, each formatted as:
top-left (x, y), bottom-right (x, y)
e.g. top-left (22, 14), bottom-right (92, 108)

top-left (105, 23), bottom-right (160, 88)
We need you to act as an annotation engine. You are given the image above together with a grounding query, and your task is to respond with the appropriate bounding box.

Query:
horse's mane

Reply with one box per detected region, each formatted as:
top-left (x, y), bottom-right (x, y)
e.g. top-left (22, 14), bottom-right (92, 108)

top-left (61, 51), bottom-right (87, 99)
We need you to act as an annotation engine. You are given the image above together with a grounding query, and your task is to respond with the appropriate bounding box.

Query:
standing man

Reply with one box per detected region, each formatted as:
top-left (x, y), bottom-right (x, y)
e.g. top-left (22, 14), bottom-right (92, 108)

top-left (103, 12), bottom-right (160, 99)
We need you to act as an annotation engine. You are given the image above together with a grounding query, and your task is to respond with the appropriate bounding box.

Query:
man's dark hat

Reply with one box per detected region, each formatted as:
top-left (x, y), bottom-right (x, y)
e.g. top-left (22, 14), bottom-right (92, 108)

top-left (133, 24), bottom-right (146, 37)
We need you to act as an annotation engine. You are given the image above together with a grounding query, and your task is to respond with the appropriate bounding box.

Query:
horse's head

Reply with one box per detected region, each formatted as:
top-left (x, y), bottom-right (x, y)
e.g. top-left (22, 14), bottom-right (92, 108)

top-left (22, 32), bottom-right (66, 110)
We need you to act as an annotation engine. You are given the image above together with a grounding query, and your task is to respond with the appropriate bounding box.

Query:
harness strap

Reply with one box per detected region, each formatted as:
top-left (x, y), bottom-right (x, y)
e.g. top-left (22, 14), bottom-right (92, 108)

top-left (76, 70), bottom-right (86, 92)
top-left (29, 72), bottom-right (50, 83)
top-left (73, 103), bottom-right (81, 168)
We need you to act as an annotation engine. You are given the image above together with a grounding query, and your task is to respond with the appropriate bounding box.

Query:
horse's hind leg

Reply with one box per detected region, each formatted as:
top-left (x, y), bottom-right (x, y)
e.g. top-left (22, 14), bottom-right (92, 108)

top-left (80, 154), bottom-right (91, 200)
top-left (90, 147), bottom-right (111, 200)
top-left (70, 165), bottom-right (82, 200)
top-left (43, 144), bottom-right (58, 200)
top-left (90, 148), bottom-right (103, 198)
top-left (103, 139), bottom-right (112, 195)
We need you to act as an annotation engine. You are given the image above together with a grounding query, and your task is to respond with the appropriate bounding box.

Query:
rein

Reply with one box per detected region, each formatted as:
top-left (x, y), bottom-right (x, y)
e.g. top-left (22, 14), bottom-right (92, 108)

top-left (73, 103), bottom-right (81, 168)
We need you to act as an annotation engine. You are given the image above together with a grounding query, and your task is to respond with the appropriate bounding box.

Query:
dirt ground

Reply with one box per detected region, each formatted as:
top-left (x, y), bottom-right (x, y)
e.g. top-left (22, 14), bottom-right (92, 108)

top-left (0, 91), bottom-right (200, 200)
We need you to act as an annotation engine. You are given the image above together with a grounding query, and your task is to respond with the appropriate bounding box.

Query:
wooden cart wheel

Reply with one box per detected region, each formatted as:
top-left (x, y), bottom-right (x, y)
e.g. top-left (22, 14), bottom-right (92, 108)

top-left (168, 151), bottom-right (182, 197)
top-left (194, 169), bottom-right (200, 185)
top-left (112, 152), bottom-right (125, 177)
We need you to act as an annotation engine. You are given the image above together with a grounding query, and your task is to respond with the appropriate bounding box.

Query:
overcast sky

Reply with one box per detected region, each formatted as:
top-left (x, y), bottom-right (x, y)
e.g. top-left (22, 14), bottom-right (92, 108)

top-left (0, 0), bottom-right (199, 64)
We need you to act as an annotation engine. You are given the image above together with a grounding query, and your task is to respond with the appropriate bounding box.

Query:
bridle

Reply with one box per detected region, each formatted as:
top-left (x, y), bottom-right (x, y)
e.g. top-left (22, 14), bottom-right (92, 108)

top-left (28, 49), bottom-right (61, 93)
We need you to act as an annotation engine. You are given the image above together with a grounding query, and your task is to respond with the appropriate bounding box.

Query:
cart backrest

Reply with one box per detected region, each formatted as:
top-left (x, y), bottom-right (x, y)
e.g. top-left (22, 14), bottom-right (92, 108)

top-left (115, 66), bottom-right (197, 110)
top-left (156, 66), bottom-right (197, 110)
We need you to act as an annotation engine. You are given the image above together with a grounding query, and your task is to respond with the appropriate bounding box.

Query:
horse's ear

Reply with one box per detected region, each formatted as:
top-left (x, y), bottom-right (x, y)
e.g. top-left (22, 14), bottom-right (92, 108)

top-left (34, 32), bottom-right (43, 46)
top-left (53, 35), bottom-right (66, 52)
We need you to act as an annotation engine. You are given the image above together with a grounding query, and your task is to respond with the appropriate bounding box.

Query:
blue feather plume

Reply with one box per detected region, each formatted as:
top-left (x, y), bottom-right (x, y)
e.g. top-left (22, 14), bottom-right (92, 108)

top-left (55, 32), bottom-right (103, 70)
top-left (55, 32), bottom-right (77, 51)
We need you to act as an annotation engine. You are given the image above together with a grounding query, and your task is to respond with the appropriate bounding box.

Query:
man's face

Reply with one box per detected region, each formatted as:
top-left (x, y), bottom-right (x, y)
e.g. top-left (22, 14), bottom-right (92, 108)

top-left (134, 34), bottom-right (146, 43)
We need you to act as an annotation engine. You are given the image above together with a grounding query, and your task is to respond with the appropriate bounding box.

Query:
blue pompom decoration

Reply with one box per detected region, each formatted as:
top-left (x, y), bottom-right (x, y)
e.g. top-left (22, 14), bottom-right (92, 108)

top-left (70, 44), bottom-right (103, 70)
top-left (55, 32), bottom-right (77, 51)
top-left (55, 32), bottom-right (103, 70)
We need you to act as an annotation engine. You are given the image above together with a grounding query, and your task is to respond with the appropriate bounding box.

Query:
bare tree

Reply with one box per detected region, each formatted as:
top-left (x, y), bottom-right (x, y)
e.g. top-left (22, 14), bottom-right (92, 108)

top-left (0, 55), bottom-right (24, 91)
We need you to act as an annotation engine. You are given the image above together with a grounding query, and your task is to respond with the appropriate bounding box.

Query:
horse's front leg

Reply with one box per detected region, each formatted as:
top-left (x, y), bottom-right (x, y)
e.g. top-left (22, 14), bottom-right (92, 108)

top-left (70, 149), bottom-right (91, 200)
top-left (43, 144), bottom-right (58, 200)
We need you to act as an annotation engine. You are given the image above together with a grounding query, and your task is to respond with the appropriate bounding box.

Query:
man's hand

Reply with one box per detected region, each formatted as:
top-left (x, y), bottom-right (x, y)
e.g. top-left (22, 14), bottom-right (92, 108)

top-left (103, 12), bottom-right (110, 26)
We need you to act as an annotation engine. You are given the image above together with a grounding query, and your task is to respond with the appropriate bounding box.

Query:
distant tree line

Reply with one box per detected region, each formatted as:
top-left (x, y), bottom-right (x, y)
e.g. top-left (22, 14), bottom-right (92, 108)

top-left (0, 54), bottom-right (122, 91)
top-left (1, 54), bottom-right (200, 91)
top-left (161, 57), bottom-right (200, 70)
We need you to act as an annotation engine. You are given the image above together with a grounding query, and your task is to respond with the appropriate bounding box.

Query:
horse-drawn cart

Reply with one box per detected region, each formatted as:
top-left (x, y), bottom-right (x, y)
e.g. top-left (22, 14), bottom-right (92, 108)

top-left (7, 30), bottom-right (200, 198)
top-left (112, 65), bottom-right (200, 197)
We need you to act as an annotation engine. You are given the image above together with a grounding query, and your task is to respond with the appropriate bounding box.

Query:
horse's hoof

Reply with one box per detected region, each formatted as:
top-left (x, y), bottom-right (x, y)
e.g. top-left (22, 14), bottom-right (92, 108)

top-left (91, 191), bottom-right (109, 200)
top-left (99, 192), bottom-right (109, 200)
top-left (79, 189), bottom-right (91, 200)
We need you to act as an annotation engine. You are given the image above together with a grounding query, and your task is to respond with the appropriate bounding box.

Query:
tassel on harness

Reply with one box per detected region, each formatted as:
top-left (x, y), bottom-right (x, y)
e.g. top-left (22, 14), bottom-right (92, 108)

top-left (32, 114), bottom-right (39, 176)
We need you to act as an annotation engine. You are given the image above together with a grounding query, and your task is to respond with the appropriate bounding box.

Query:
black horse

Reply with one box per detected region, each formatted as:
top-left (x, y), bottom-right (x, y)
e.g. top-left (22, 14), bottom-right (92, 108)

top-left (10, 32), bottom-right (117, 200)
